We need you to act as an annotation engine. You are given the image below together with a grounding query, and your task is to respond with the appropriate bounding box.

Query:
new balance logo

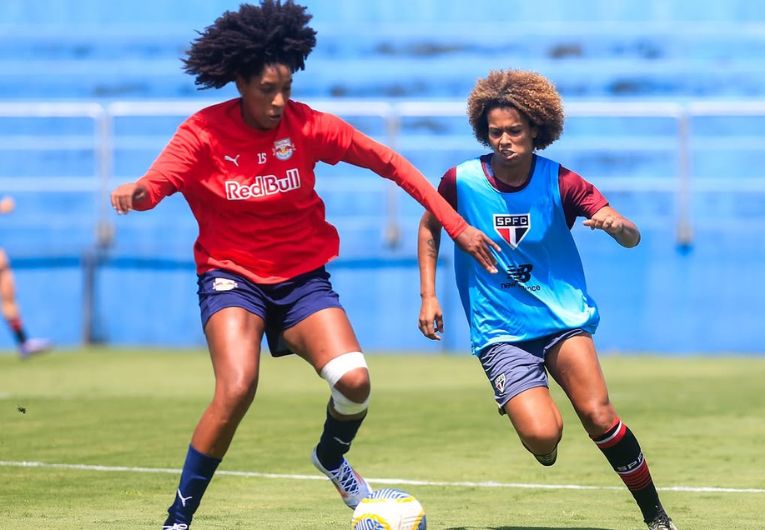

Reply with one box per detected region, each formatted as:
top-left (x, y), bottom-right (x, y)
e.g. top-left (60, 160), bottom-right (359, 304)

top-left (177, 489), bottom-right (192, 508)
top-left (501, 263), bottom-right (540, 291)
top-left (224, 154), bottom-right (240, 167)
top-left (507, 264), bottom-right (533, 283)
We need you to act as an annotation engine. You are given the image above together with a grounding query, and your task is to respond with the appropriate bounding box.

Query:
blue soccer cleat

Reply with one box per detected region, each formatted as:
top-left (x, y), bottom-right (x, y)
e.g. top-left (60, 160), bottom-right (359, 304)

top-left (19, 338), bottom-right (53, 359)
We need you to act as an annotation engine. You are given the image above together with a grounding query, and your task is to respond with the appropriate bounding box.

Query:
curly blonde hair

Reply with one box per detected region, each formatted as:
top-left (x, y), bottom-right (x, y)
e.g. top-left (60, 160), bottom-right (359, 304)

top-left (467, 69), bottom-right (564, 150)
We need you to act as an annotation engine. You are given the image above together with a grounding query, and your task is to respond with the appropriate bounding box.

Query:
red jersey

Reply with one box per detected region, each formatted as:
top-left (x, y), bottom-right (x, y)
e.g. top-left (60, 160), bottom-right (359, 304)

top-left (136, 98), bottom-right (467, 284)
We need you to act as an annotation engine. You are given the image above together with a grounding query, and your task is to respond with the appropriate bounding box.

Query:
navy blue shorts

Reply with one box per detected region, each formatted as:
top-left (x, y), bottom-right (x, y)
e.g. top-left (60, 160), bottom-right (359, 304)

top-left (197, 267), bottom-right (343, 356)
top-left (478, 328), bottom-right (586, 413)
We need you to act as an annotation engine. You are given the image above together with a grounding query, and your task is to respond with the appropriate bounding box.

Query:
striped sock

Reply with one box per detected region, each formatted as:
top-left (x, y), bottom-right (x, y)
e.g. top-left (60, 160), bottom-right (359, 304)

top-left (592, 418), bottom-right (663, 522)
top-left (7, 317), bottom-right (27, 344)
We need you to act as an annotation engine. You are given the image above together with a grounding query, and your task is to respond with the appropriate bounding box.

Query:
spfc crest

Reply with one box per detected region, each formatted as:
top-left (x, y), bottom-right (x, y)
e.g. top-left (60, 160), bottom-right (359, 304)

top-left (494, 214), bottom-right (530, 249)
top-left (494, 373), bottom-right (506, 393)
top-left (273, 137), bottom-right (295, 161)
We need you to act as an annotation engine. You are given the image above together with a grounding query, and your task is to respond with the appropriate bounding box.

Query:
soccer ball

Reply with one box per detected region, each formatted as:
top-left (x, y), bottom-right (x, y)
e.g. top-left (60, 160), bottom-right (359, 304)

top-left (351, 488), bottom-right (427, 530)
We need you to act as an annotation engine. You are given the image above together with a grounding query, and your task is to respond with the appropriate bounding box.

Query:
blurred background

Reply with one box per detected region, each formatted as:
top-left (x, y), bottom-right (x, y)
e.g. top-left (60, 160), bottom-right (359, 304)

top-left (0, 0), bottom-right (763, 354)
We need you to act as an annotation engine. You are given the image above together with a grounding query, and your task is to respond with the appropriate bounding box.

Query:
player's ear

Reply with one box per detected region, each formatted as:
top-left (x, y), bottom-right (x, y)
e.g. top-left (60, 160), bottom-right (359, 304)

top-left (234, 75), bottom-right (247, 96)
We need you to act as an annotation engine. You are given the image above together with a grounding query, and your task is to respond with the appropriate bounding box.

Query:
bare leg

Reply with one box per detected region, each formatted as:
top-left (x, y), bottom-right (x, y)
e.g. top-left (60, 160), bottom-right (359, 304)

top-left (503, 386), bottom-right (563, 461)
top-left (283, 307), bottom-right (372, 508)
top-left (193, 307), bottom-right (266, 457)
top-left (547, 333), bottom-right (669, 526)
top-left (545, 333), bottom-right (616, 435)
top-left (164, 307), bottom-right (265, 527)
top-left (0, 249), bottom-right (21, 322)
top-left (283, 307), bottom-right (370, 412)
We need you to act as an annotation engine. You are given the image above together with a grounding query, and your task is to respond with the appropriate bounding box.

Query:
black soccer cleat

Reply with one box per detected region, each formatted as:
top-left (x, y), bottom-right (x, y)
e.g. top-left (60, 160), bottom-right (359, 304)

top-left (646, 509), bottom-right (677, 530)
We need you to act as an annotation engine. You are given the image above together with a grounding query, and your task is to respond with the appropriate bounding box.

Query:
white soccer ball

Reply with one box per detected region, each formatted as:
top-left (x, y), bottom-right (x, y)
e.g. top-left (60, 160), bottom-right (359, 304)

top-left (351, 488), bottom-right (427, 530)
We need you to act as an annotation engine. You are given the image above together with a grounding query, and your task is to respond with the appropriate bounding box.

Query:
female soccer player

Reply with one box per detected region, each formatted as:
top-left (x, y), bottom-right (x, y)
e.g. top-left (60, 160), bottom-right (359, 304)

top-left (111, 2), bottom-right (498, 529)
top-left (416, 69), bottom-right (677, 530)
top-left (0, 195), bottom-right (52, 358)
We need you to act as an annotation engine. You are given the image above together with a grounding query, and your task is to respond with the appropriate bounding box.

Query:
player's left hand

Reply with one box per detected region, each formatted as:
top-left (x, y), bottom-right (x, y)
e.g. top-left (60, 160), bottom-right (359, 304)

top-left (583, 214), bottom-right (626, 236)
top-left (454, 225), bottom-right (501, 274)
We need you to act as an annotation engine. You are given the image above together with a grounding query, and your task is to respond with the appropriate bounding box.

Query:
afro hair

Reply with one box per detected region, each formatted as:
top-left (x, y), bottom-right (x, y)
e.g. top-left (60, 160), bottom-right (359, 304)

top-left (467, 69), bottom-right (564, 150)
top-left (183, 1), bottom-right (317, 89)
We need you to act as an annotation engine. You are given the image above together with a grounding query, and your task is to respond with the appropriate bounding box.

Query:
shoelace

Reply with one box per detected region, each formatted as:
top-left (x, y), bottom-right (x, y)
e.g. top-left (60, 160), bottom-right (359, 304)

top-left (329, 460), bottom-right (361, 494)
top-left (162, 525), bottom-right (189, 530)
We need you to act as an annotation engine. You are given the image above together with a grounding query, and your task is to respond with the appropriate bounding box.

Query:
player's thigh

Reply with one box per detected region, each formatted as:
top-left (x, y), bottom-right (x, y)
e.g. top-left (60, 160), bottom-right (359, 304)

top-left (545, 333), bottom-right (615, 433)
top-left (283, 307), bottom-right (362, 368)
top-left (479, 342), bottom-right (562, 438)
top-left (282, 307), bottom-right (368, 399)
top-left (204, 306), bottom-right (266, 388)
top-left (503, 386), bottom-right (562, 442)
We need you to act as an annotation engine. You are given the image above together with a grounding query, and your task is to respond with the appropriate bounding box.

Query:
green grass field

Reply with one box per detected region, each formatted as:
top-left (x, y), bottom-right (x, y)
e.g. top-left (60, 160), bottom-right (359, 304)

top-left (1, 348), bottom-right (763, 529)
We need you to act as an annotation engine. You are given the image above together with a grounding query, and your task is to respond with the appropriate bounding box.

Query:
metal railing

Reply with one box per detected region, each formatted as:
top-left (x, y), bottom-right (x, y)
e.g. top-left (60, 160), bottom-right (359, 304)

top-left (2, 99), bottom-right (765, 344)
top-left (4, 98), bottom-right (765, 251)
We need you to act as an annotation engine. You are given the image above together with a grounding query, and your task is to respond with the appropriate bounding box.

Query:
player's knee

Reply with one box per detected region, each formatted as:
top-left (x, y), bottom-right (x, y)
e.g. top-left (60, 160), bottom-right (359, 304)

top-left (216, 375), bottom-right (258, 413)
top-left (519, 423), bottom-right (562, 454)
top-left (577, 401), bottom-right (616, 434)
top-left (335, 367), bottom-right (370, 401)
top-left (320, 351), bottom-right (370, 415)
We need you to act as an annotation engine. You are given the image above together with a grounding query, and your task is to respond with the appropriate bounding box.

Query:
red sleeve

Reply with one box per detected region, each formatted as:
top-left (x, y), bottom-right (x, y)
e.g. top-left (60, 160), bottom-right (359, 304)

top-left (559, 165), bottom-right (609, 228)
top-left (437, 167), bottom-right (458, 211)
top-left (341, 129), bottom-right (467, 239)
top-left (136, 118), bottom-right (206, 210)
top-left (303, 107), bottom-right (354, 165)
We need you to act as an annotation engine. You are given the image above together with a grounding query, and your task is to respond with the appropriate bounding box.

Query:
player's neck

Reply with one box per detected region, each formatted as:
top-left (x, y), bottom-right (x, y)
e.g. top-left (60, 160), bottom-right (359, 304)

top-left (490, 153), bottom-right (535, 187)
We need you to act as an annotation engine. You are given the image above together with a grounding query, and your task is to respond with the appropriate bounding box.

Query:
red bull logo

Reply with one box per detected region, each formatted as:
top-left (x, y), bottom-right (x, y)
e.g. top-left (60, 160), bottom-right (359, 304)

top-left (225, 169), bottom-right (301, 199)
top-left (273, 137), bottom-right (295, 161)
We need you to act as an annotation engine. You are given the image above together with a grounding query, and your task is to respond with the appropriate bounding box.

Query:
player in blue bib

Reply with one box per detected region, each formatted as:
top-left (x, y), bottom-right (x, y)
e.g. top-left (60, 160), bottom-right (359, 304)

top-left (416, 69), bottom-right (677, 530)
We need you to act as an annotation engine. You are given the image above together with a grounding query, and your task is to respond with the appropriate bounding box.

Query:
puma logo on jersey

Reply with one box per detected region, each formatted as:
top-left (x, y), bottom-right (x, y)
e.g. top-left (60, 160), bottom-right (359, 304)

top-left (224, 154), bottom-right (240, 167)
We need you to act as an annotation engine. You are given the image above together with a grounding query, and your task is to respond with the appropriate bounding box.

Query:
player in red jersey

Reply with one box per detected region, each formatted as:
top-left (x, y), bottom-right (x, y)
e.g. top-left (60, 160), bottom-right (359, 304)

top-left (0, 195), bottom-right (53, 359)
top-left (110, 2), bottom-right (499, 528)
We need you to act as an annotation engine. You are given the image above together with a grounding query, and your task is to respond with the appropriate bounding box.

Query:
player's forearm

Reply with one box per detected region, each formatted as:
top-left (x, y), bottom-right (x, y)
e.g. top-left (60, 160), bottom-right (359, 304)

top-left (133, 175), bottom-right (176, 211)
top-left (344, 131), bottom-right (467, 239)
top-left (613, 222), bottom-right (641, 248)
top-left (418, 214), bottom-right (441, 298)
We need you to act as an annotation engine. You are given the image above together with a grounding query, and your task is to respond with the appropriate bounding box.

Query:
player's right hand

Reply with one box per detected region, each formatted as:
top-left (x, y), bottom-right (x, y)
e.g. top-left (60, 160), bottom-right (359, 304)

top-left (454, 225), bottom-right (500, 274)
top-left (111, 183), bottom-right (147, 214)
top-left (418, 295), bottom-right (444, 341)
